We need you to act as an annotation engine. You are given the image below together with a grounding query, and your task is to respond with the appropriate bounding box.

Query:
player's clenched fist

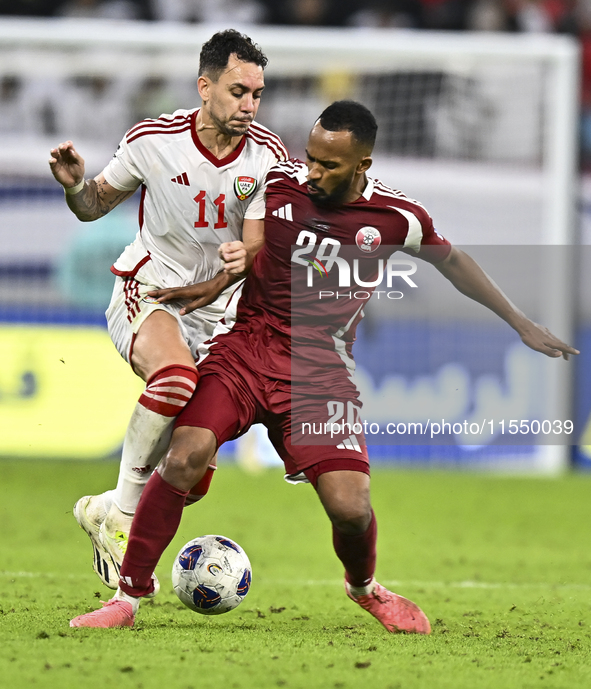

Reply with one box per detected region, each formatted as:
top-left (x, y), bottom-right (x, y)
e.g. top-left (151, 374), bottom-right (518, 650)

top-left (49, 141), bottom-right (85, 189)
top-left (219, 241), bottom-right (247, 275)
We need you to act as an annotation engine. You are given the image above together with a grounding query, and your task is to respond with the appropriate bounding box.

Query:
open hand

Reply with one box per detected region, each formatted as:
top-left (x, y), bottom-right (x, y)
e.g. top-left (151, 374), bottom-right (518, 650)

top-left (49, 141), bottom-right (85, 189)
top-left (518, 320), bottom-right (579, 360)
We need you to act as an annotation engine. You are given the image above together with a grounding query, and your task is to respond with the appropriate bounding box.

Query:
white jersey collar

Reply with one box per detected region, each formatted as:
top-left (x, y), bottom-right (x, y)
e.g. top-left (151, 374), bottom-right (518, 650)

top-left (296, 165), bottom-right (308, 185)
top-left (362, 177), bottom-right (374, 200)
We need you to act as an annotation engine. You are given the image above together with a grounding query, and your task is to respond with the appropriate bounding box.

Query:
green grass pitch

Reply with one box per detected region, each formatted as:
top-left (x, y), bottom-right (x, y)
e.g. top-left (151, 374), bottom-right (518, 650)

top-left (1, 459), bottom-right (590, 689)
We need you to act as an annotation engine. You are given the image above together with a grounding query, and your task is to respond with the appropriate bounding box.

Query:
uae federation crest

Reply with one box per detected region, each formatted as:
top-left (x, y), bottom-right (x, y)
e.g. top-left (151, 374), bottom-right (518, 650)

top-left (234, 176), bottom-right (257, 201)
top-left (355, 226), bottom-right (382, 253)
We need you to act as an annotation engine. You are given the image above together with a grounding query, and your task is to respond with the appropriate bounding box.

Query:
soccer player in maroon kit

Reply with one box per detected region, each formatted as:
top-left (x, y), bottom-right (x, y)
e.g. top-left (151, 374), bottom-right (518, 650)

top-left (70, 101), bottom-right (578, 632)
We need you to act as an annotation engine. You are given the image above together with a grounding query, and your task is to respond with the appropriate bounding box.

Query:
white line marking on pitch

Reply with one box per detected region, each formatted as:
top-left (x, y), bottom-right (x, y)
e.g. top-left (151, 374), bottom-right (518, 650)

top-left (2, 572), bottom-right (590, 592)
top-left (257, 579), bottom-right (591, 591)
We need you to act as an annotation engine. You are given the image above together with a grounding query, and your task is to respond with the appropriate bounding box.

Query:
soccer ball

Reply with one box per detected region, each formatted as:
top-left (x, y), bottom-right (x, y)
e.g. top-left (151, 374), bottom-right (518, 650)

top-left (172, 535), bottom-right (252, 615)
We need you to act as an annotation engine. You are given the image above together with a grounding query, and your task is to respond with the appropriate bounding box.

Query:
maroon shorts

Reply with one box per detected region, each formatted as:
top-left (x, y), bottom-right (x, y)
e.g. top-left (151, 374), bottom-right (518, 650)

top-left (175, 345), bottom-right (369, 478)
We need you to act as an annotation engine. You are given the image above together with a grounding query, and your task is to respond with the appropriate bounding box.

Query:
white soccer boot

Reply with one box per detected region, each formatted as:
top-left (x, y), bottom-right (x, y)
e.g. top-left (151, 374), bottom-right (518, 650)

top-left (99, 504), bottom-right (160, 598)
top-left (73, 492), bottom-right (120, 589)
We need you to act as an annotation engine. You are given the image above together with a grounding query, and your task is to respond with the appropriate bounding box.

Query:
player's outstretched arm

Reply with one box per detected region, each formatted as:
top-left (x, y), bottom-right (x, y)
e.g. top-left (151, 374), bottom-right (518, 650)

top-left (147, 271), bottom-right (240, 316)
top-left (49, 141), bottom-right (136, 221)
top-left (147, 239), bottom-right (252, 315)
top-left (147, 219), bottom-right (265, 315)
top-left (435, 246), bottom-right (579, 360)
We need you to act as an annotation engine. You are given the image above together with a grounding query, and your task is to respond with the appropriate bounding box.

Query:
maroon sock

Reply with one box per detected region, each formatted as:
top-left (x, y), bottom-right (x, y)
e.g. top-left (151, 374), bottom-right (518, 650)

top-left (119, 471), bottom-right (188, 597)
top-left (332, 510), bottom-right (377, 588)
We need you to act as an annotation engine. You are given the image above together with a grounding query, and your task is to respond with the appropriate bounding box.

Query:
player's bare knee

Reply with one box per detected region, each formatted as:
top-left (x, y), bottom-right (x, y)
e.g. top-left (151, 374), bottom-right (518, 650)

top-left (321, 490), bottom-right (372, 533)
top-left (328, 507), bottom-right (372, 536)
top-left (316, 470), bottom-right (371, 534)
top-left (131, 311), bottom-right (195, 381)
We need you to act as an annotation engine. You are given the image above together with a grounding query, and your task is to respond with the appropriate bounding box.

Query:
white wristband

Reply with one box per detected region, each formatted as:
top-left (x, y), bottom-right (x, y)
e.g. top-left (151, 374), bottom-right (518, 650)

top-left (64, 179), bottom-right (85, 195)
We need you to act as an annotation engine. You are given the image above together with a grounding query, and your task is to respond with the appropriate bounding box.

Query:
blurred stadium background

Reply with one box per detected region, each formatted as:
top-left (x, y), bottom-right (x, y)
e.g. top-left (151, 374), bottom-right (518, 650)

top-left (1, 0), bottom-right (591, 472)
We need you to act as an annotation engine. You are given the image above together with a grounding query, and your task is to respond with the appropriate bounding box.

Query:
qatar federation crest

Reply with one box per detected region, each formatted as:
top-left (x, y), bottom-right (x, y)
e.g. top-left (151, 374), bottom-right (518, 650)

top-left (355, 226), bottom-right (382, 253)
top-left (234, 176), bottom-right (257, 201)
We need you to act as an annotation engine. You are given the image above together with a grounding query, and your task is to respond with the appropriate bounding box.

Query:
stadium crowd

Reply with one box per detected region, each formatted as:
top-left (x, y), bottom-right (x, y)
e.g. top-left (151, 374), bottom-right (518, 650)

top-left (2, 0), bottom-right (591, 164)
top-left (0, 0), bottom-right (585, 32)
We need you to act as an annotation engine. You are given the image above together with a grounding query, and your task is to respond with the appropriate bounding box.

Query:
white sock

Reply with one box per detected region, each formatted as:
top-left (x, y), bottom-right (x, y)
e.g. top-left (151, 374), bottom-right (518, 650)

top-left (347, 578), bottom-right (376, 598)
top-left (114, 587), bottom-right (141, 614)
top-left (113, 402), bottom-right (174, 514)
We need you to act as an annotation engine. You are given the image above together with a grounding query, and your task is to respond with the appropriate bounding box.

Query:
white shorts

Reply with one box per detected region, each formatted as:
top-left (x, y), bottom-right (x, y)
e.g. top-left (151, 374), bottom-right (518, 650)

top-left (106, 275), bottom-right (223, 366)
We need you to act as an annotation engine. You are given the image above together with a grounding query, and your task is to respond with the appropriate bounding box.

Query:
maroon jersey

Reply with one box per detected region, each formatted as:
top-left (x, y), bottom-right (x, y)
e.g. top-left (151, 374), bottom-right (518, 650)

top-left (201, 159), bottom-right (452, 389)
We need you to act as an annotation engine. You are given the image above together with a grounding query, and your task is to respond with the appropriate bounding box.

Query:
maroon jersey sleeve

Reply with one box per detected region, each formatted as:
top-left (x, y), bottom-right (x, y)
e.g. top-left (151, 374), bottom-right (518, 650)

top-left (369, 179), bottom-right (451, 264)
top-left (408, 222), bottom-right (451, 265)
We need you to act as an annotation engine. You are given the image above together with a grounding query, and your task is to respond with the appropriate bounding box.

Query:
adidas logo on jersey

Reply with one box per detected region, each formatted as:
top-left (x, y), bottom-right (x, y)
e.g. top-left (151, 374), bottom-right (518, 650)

top-left (272, 204), bottom-right (293, 221)
top-left (171, 172), bottom-right (190, 186)
top-left (336, 435), bottom-right (363, 453)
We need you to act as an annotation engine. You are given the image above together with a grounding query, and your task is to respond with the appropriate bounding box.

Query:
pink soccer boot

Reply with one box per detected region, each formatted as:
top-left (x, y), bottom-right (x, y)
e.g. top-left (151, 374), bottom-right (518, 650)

top-left (346, 580), bottom-right (431, 634)
top-left (70, 599), bottom-right (135, 628)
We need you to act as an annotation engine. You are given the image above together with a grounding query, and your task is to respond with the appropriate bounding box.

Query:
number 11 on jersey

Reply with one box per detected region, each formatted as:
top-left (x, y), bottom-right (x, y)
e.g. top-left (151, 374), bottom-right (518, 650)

top-left (193, 191), bottom-right (228, 230)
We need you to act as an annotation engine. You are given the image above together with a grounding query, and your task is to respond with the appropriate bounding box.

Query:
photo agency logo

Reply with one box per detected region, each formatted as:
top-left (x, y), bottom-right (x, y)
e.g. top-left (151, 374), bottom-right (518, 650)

top-left (291, 231), bottom-right (419, 301)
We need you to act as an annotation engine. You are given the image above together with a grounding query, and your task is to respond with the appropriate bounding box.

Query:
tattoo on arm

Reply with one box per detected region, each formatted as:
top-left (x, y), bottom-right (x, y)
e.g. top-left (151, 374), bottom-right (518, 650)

top-left (65, 179), bottom-right (136, 221)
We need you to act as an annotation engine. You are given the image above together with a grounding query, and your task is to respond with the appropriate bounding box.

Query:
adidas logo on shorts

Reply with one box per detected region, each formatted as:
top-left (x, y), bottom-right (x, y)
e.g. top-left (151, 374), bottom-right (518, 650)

top-left (336, 435), bottom-right (363, 453)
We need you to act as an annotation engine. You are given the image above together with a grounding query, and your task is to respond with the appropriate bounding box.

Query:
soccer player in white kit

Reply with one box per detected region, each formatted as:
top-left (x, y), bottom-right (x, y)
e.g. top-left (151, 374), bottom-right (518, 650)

top-left (48, 30), bottom-right (288, 594)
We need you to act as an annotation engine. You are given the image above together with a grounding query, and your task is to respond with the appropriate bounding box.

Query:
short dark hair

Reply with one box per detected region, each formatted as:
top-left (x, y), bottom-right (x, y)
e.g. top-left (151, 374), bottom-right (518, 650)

top-left (199, 30), bottom-right (268, 81)
top-left (318, 100), bottom-right (378, 151)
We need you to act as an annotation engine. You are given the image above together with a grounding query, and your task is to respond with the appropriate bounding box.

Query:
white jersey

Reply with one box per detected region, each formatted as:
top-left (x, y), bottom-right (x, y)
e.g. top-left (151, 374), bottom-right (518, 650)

top-left (103, 108), bottom-right (288, 291)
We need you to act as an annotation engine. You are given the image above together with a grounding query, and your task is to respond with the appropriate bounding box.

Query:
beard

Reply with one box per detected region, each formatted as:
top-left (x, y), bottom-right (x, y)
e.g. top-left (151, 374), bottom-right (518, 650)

top-left (307, 175), bottom-right (354, 207)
